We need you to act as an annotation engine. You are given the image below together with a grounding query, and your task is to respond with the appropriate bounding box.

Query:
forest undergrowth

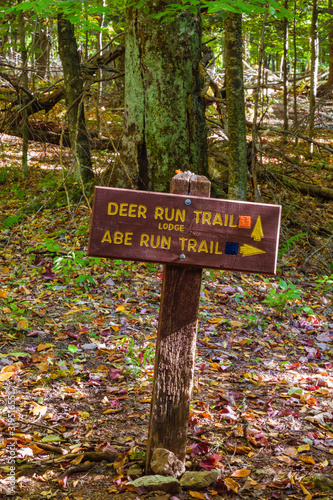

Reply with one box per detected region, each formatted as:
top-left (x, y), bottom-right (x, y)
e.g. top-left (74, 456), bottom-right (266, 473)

top-left (0, 131), bottom-right (333, 500)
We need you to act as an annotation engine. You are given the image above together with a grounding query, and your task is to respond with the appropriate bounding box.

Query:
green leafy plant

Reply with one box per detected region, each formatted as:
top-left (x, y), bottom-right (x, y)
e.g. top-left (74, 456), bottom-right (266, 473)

top-left (53, 250), bottom-right (100, 285)
top-left (278, 233), bottom-right (306, 259)
top-left (263, 279), bottom-right (302, 314)
top-left (315, 274), bottom-right (333, 291)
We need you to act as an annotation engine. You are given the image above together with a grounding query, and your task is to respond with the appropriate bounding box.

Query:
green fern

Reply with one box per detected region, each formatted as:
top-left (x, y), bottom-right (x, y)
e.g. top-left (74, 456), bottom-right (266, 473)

top-left (0, 215), bottom-right (21, 230)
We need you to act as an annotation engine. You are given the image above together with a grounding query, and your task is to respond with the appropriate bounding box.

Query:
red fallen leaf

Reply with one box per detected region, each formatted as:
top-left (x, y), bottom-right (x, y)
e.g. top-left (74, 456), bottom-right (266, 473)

top-left (199, 454), bottom-right (223, 471)
top-left (246, 428), bottom-right (268, 447)
top-left (109, 369), bottom-right (120, 380)
top-left (42, 268), bottom-right (55, 280)
top-left (214, 477), bottom-right (228, 494)
top-left (218, 406), bottom-right (238, 421)
top-left (189, 442), bottom-right (210, 457)
top-left (288, 362), bottom-right (300, 369)
top-left (67, 332), bottom-right (79, 339)
top-left (57, 476), bottom-right (68, 488)
top-left (109, 400), bottom-right (121, 408)
top-left (189, 416), bottom-right (199, 426)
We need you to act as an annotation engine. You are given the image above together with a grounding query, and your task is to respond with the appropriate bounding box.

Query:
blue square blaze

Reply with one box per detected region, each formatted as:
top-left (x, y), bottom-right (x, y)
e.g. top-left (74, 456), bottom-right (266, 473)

top-left (225, 242), bottom-right (238, 255)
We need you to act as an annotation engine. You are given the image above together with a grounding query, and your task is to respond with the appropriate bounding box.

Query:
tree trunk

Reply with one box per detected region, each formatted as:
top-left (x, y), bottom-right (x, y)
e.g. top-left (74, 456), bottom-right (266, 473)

top-left (121, 0), bottom-right (208, 192)
top-left (19, 9), bottom-right (29, 179)
top-left (57, 14), bottom-right (94, 183)
top-left (224, 12), bottom-right (247, 201)
top-left (35, 23), bottom-right (51, 79)
top-left (308, 0), bottom-right (318, 153)
top-left (283, 0), bottom-right (289, 131)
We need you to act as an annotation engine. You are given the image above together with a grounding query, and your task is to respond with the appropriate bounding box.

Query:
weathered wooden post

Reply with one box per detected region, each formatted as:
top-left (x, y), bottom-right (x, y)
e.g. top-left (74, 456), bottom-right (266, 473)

top-left (145, 172), bottom-right (211, 471)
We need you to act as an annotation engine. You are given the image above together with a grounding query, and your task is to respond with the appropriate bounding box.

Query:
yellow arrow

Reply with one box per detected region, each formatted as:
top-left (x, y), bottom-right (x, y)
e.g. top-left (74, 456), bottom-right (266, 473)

top-left (251, 215), bottom-right (264, 241)
top-left (240, 244), bottom-right (266, 257)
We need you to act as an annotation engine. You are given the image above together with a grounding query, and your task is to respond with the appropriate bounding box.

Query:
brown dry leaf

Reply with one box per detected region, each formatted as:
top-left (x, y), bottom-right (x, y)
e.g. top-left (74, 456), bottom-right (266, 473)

top-left (224, 478), bottom-right (239, 493)
top-left (189, 492), bottom-right (206, 499)
top-left (17, 318), bottom-right (29, 329)
top-left (231, 469), bottom-right (251, 478)
top-left (30, 402), bottom-right (48, 418)
top-left (299, 456), bottom-right (315, 465)
top-left (276, 455), bottom-right (296, 465)
top-left (283, 446), bottom-right (298, 458)
top-left (30, 444), bottom-right (46, 455)
top-left (243, 477), bottom-right (258, 490)
top-left (230, 320), bottom-right (243, 329)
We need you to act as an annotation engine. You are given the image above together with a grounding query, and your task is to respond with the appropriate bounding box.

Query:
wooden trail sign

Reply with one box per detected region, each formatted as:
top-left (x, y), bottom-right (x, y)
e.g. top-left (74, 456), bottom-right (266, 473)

top-left (87, 172), bottom-right (281, 473)
top-left (88, 185), bottom-right (281, 275)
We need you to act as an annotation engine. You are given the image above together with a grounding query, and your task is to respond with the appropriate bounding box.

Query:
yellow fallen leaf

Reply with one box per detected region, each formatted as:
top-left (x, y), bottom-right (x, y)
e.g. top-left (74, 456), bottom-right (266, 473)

top-left (71, 454), bottom-right (84, 465)
top-left (0, 364), bottom-right (18, 381)
top-left (116, 305), bottom-right (126, 312)
top-left (299, 482), bottom-right (312, 499)
top-left (0, 289), bottom-right (7, 298)
top-left (224, 478), bottom-right (239, 493)
top-left (0, 372), bottom-right (15, 382)
top-left (298, 444), bottom-right (310, 453)
top-left (189, 492), bottom-right (205, 499)
top-left (299, 456), bottom-right (315, 464)
top-left (17, 318), bottom-right (29, 329)
top-left (208, 318), bottom-right (225, 324)
top-left (2, 266), bottom-right (10, 273)
top-left (37, 343), bottom-right (53, 352)
top-left (113, 453), bottom-right (127, 470)
top-left (231, 469), bottom-right (251, 478)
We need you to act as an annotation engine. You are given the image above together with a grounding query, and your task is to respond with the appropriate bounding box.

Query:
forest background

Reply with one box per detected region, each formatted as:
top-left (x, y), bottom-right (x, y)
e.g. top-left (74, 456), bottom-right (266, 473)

top-left (0, 0), bottom-right (333, 499)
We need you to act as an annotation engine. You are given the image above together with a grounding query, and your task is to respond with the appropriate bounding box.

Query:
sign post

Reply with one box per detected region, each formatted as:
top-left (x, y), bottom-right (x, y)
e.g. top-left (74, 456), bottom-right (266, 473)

top-left (88, 172), bottom-right (281, 472)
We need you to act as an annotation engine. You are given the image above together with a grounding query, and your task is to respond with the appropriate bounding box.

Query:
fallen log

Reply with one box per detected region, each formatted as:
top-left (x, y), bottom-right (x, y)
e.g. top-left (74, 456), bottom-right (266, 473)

top-left (2, 119), bottom-right (119, 151)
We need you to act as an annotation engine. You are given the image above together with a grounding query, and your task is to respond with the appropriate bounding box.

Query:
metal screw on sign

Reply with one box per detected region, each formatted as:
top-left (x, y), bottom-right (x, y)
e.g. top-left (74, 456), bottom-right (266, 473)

top-left (185, 199), bottom-right (191, 205)
top-left (179, 254), bottom-right (186, 260)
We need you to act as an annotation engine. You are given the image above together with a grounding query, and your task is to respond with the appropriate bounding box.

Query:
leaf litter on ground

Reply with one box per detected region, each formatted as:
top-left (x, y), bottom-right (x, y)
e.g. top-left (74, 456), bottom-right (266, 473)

top-left (0, 136), bottom-right (333, 499)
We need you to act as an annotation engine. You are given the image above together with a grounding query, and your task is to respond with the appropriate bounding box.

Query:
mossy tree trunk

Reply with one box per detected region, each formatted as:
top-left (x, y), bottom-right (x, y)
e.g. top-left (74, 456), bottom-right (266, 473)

top-left (57, 15), bottom-right (93, 183)
top-left (120, 1), bottom-right (208, 192)
top-left (224, 12), bottom-right (247, 201)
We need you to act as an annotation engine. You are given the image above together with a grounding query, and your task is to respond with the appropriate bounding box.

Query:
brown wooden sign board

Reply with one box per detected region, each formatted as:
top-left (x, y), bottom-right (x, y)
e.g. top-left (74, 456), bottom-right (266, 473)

top-left (88, 186), bottom-right (281, 275)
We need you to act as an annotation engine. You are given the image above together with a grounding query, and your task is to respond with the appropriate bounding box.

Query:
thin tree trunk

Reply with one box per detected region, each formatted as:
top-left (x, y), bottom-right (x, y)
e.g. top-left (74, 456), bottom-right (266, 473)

top-left (293, 0), bottom-right (298, 129)
top-left (225, 12), bottom-right (247, 202)
top-left (57, 14), bottom-right (94, 183)
top-left (251, 11), bottom-right (268, 202)
top-left (96, 0), bottom-right (106, 136)
top-left (283, 0), bottom-right (289, 131)
top-left (328, 0), bottom-right (333, 85)
top-left (308, 0), bottom-right (318, 153)
top-left (19, 9), bottom-right (28, 179)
